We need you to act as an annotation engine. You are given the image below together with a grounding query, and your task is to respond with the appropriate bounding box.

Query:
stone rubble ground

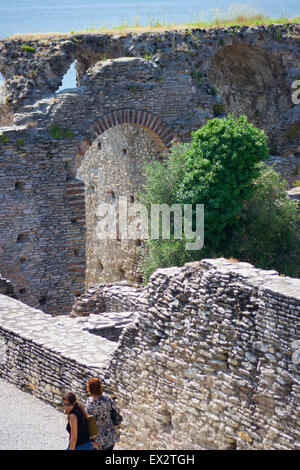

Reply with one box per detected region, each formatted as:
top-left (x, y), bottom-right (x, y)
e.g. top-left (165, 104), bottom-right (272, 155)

top-left (0, 377), bottom-right (124, 450)
top-left (0, 377), bottom-right (68, 450)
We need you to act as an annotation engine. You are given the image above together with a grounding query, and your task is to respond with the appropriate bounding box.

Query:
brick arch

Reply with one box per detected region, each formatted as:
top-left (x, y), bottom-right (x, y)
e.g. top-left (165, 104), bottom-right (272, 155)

top-left (76, 108), bottom-right (178, 158)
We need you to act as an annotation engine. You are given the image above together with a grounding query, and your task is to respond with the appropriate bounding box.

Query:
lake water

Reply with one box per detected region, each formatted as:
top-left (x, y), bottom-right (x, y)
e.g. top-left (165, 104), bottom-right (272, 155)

top-left (0, 0), bottom-right (299, 39)
top-left (0, 1), bottom-right (299, 89)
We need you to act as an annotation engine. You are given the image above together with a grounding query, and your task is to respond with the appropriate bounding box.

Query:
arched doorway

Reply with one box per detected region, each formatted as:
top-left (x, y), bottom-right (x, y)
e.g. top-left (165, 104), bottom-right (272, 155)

top-left (74, 109), bottom-right (177, 286)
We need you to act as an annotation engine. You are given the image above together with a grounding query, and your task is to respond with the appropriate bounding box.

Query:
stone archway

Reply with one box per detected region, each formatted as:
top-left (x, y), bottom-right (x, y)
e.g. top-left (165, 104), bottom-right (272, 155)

top-left (73, 109), bottom-right (178, 287)
top-left (75, 108), bottom-right (177, 162)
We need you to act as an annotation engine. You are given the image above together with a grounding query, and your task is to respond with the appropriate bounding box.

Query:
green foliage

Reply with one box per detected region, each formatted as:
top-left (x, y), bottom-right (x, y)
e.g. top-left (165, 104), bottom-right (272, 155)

top-left (22, 44), bottom-right (35, 53)
top-left (50, 123), bottom-right (74, 140)
top-left (50, 123), bottom-right (63, 140)
top-left (16, 137), bottom-right (25, 147)
top-left (137, 114), bottom-right (282, 282)
top-left (137, 143), bottom-right (189, 208)
top-left (137, 115), bottom-right (299, 281)
top-left (63, 128), bottom-right (74, 139)
top-left (136, 142), bottom-right (197, 283)
top-left (226, 165), bottom-right (300, 277)
top-left (175, 114), bottom-right (269, 255)
top-left (0, 133), bottom-right (10, 144)
top-left (144, 50), bottom-right (152, 60)
top-left (192, 66), bottom-right (204, 87)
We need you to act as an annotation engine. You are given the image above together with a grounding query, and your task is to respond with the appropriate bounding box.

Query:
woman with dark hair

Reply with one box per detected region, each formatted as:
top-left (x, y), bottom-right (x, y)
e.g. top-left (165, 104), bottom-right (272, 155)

top-left (85, 377), bottom-right (121, 450)
top-left (63, 392), bottom-right (93, 450)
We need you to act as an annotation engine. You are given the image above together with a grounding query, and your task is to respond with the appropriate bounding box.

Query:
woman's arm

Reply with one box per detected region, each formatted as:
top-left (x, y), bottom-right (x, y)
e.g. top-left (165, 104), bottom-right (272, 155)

top-left (69, 414), bottom-right (78, 450)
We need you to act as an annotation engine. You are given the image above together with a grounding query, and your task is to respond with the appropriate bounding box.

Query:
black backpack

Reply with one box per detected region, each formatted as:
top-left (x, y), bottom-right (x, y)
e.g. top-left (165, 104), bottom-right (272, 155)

top-left (110, 397), bottom-right (123, 426)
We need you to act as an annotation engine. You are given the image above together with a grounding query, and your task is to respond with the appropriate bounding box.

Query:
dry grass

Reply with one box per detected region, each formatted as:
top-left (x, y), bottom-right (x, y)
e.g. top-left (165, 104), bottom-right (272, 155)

top-left (4, 14), bottom-right (300, 40)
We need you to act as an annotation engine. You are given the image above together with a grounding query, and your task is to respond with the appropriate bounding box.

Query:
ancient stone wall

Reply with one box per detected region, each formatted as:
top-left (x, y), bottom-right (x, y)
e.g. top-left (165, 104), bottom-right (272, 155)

top-left (0, 293), bottom-right (119, 407)
top-left (107, 259), bottom-right (300, 450)
top-left (0, 24), bottom-right (300, 309)
top-left (70, 280), bottom-right (144, 317)
top-left (77, 123), bottom-right (166, 286)
top-left (0, 258), bottom-right (299, 449)
top-left (0, 127), bottom-right (86, 314)
top-left (0, 274), bottom-right (16, 298)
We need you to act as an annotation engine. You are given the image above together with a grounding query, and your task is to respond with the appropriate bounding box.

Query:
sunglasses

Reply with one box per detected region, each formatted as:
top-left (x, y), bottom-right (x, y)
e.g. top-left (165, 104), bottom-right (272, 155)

top-left (63, 402), bottom-right (72, 407)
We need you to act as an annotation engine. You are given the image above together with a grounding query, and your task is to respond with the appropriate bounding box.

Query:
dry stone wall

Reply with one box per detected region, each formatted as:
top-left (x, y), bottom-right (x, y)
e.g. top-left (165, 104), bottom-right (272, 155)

top-left (0, 293), bottom-right (119, 407)
top-left (0, 258), bottom-right (299, 449)
top-left (107, 258), bottom-right (300, 450)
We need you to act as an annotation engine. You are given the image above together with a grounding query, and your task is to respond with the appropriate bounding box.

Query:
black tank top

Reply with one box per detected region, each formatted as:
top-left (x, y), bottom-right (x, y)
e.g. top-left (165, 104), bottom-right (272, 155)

top-left (66, 404), bottom-right (90, 447)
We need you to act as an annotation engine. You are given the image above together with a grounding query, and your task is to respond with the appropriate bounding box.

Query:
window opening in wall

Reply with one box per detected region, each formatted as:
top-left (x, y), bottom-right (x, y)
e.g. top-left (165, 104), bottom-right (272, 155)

top-left (17, 233), bottom-right (29, 243)
top-left (15, 181), bottom-right (25, 190)
top-left (71, 218), bottom-right (77, 224)
top-left (19, 288), bottom-right (26, 294)
top-left (39, 296), bottom-right (47, 306)
top-left (19, 257), bottom-right (26, 264)
top-left (97, 140), bottom-right (101, 149)
top-left (74, 249), bottom-right (79, 257)
top-left (56, 60), bottom-right (77, 93)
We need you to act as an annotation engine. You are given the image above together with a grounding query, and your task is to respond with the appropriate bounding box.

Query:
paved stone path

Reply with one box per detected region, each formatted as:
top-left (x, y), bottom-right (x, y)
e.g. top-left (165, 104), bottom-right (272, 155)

top-left (0, 378), bottom-right (68, 450)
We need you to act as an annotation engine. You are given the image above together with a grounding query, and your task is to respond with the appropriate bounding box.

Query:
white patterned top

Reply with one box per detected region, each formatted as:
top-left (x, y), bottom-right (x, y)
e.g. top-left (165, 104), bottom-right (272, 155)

top-left (85, 395), bottom-right (121, 449)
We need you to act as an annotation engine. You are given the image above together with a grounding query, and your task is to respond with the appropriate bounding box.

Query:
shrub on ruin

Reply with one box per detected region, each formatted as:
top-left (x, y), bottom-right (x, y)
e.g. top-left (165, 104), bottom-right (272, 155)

top-left (137, 114), bottom-right (300, 282)
top-left (175, 114), bottom-right (269, 255)
top-left (22, 44), bottom-right (35, 54)
top-left (225, 165), bottom-right (300, 278)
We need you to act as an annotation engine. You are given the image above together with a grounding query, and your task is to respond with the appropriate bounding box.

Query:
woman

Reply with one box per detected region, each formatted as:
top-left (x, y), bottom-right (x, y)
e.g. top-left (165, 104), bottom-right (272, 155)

top-left (85, 377), bottom-right (121, 450)
top-left (63, 391), bottom-right (93, 450)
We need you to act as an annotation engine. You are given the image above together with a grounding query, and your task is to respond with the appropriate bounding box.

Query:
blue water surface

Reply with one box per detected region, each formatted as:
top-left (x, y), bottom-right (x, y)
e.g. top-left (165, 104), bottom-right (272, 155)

top-left (0, 1), bottom-right (299, 89)
top-left (0, 0), bottom-right (299, 39)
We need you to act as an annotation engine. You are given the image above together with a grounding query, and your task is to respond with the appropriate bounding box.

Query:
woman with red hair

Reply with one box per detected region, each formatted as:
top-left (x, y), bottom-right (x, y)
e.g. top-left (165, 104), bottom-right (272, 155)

top-left (85, 377), bottom-right (121, 450)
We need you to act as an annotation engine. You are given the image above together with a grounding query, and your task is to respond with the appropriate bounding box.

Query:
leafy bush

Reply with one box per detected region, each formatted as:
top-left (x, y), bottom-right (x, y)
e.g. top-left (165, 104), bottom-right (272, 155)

top-left (0, 133), bottom-right (10, 144)
top-left (137, 114), bottom-right (299, 282)
top-left (226, 165), bottom-right (300, 277)
top-left (175, 114), bottom-right (269, 256)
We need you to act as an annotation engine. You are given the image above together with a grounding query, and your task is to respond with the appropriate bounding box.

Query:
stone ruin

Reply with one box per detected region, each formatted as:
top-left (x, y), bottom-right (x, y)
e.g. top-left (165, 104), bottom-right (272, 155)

top-left (0, 24), bottom-right (300, 313)
top-left (0, 258), bottom-right (299, 449)
top-left (0, 24), bottom-right (299, 449)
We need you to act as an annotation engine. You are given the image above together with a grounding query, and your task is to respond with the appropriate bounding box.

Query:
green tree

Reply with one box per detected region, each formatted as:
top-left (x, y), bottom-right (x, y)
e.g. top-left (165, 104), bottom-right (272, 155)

top-left (175, 114), bottom-right (269, 256)
top-left (137, 114), bottom-right (299, 282)
top-left (226, 165), bottom-right (300, 277)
